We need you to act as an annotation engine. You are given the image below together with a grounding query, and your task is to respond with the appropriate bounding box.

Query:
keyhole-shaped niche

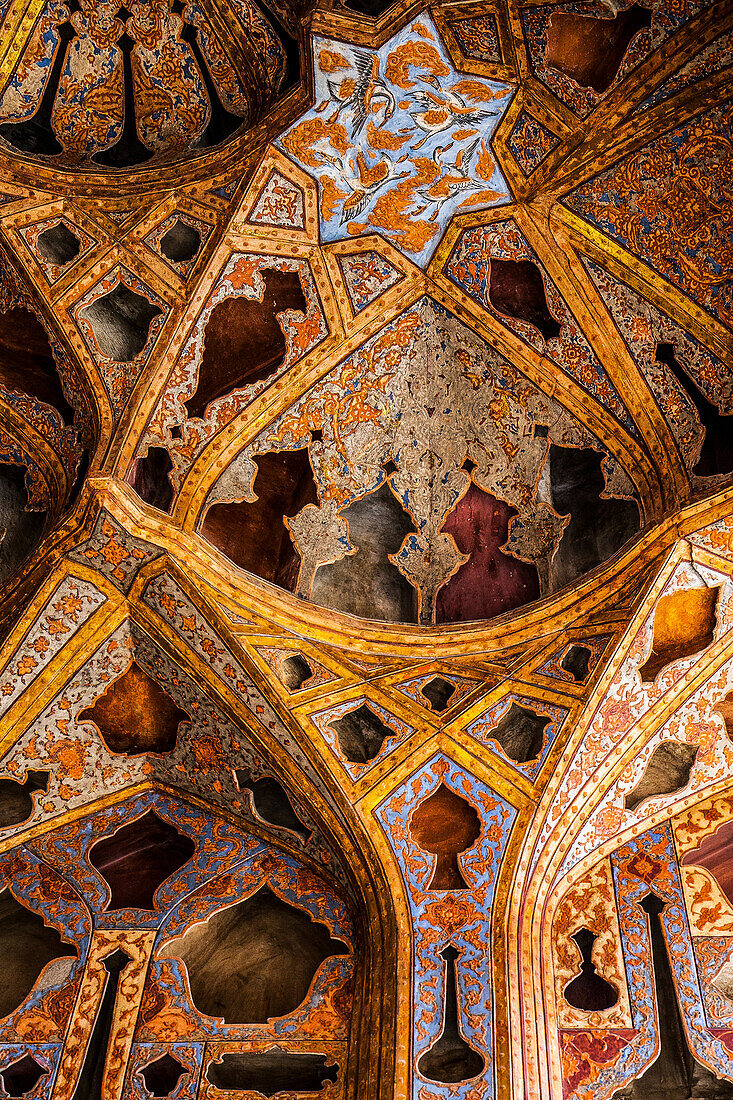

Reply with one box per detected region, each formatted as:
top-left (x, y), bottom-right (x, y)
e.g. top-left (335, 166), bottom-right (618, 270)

top-left (417, 945), bottom-right (485, 1084)
top-left (410, 784), bottom-right (481, 890)
top-left (563, 927), bottom-right (618, 1012)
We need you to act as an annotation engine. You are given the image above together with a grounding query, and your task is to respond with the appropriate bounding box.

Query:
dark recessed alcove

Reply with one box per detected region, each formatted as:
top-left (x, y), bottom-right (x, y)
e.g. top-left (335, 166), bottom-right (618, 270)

top-left (0, 307), bottom-right (74, 422)
top-left (546, 4), bottom-right (652, 94)
top-left (201, 448), bottom-right (317, 590)
top-left (410, 784), bottom-right (481, 890)
top-left (489, 702), bottom-right (551, 764)
top-left (0, 890), bottom-right (76, 1019)
top-left (549, 446), bottom-right (640, 592)
top-left (90, 810), bottom-right (195, 910)
top-left (311, 483), bottom-right (419, 623)
top-left (624, 741), bottom-right (698, 812)
top-left (127, 447), bottom-right (175, 514)
top-left (615, 892), bottom-right (733, 1098)
top-left (0, 770), bottom-right (49, 828)
top-left (328, 703), bottom-right (391, 764)
top-left (79, 662), bottom-right (191, 756)
top-left (139, 1053), bottom-right (187, 1097)
top-left (488, 258), bottom-right (562, 340)
top-left (161, 884), bottom-right (348, 1023)
top-left (342, 0), bottom-right (395, 15)
top-left (638, 587), bottom-right (718, 683)
top-left (420, 677), bottom-right (456, 713)
top-left (561, 644), bottom-right (592, 682)
top-left (234, 770), bottom-right (312, 843)
top-left (563, 928), bottom-right (619, 1011)
top-left (36, 222), bottom-right (81, 267)
top-left (0, 1054), bottom-right (48, 1097)
top-left (280, 653), bottom-right (313, 691)
top-left (437, 485), bottom-right (540, 624)
top-left (185, 270), bottom-right (306, 419)
top-left (80, 284), bottom-right (162, 362)
top-left (656, 343), bottom-right (733, 477)
top-left (0, 463), bottom-right (47, 586)
top-left (159, 220), bottom-right (202, 264)
top-left (206, 1050), bottom-right (338, 1095)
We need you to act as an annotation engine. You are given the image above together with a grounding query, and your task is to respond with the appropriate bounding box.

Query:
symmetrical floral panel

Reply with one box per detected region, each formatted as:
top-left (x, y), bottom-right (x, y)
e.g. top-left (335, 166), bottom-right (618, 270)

top-left (0, 0), bottom-right (730, 1097)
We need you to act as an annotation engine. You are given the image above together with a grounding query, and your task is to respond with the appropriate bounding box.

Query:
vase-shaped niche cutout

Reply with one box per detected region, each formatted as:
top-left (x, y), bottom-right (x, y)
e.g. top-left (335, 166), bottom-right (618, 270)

top-left (417, 945), bottom-right (485, 1084)
top-left (90, 810), bottom-right (195, 910)
top-left (563, 928), bottom-right (618, 1011)
top-left (410, 783), bottom-right (481, 890)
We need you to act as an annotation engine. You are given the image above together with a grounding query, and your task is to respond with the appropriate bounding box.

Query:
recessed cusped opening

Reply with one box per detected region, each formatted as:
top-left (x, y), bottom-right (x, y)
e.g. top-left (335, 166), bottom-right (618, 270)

top-left (159, 883), bottom-right (348, 1023)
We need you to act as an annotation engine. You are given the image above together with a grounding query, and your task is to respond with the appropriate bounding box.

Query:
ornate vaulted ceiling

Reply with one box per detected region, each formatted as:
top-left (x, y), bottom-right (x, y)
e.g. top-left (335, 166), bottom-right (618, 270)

top-left (0, 0), bottom-right (730, 1097)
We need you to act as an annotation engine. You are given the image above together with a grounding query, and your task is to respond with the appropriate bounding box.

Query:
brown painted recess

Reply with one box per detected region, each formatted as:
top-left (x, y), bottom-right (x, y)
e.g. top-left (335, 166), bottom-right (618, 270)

top-left (546, 4), bottom-right (652, 94)
top-left (206, 1051), bottom-right (338, 1094)
top-left (682, 819), bottom-right (733, 908)
top-left (160, 884), bottom-right (348, 1023)
top-left (624, 741), bottom-right (698, 812)
top-left (127, 447), bottom-right (175, 514)
top-left (638, 586), bottom-right (719, 683)
top-left (202, 447), bottom-right (317, 590)
top-left (0, 463), bottom-right (47, 586)
top-left (488, 258), bottom-right (562, 340)
top-left (80, 284), bottom-right (162, 362)
top-left (185, 269), bottom-right (306, 419)
top-left (0, 1054), bottom-right (48, 1097)
top-left (328, 703), bottom-right (392, 764)
top-left (235, 769), bottom-right (312, 842)
top-left (410, 784), bottom-right (481, 890)
top-left (488, 701), bottom-right (551, 764)
top-left (36, 222), bottom-right (81, 267)
top-left (78, 662), bottom-right (191, 756)
top-left (139, 1054), bottom-right (187, 1097)
top-left (549, 446), bottom-right (640, 592)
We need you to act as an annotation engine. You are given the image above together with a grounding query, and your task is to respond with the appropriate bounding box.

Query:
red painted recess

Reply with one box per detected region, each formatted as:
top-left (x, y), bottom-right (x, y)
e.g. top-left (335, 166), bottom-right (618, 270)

top-left (436, 484), bottom-right (540, 624)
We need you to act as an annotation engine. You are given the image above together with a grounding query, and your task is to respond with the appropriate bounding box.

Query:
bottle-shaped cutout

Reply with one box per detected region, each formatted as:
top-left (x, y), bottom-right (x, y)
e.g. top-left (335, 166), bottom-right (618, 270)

top-left (93, 7), bottom-right (154, 168)
top-left (417, 945), bottom-right (485, 1084)
top-left (410, 783), bottom-right (481, 889)
top-left (70, 948), bottom-right (131, 1100)
top-left (0, 1), bottom-right (82, 156)
top-left (563, 927), bottom-right (619, 1011)
top-left (172, 2), bottom-right (245, 148)
top-left (617, 892), bottom-right (733, 1098)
